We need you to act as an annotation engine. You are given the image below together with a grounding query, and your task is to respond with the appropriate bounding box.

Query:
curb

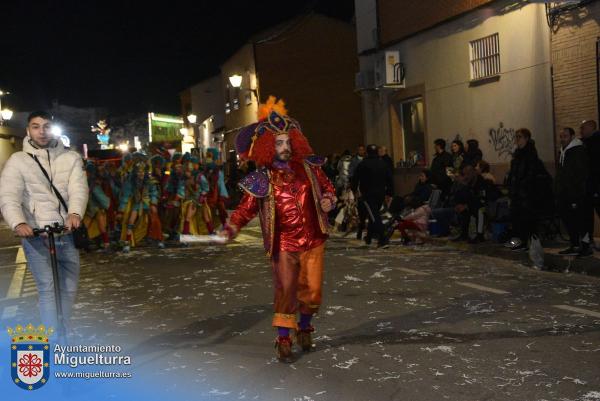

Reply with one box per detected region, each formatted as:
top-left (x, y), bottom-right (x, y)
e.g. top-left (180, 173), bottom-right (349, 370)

top-left (428, 237), bottom-right (600, 277)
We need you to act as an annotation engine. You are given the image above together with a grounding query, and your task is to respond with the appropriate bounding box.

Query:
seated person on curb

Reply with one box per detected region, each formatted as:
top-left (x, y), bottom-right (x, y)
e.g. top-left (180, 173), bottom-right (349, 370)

top-left (397, 198), bottom-right (432, 245)
top-left (390, 169), bottom-right (434, 215)
top-left (431, 166), bottom-right (484, 242)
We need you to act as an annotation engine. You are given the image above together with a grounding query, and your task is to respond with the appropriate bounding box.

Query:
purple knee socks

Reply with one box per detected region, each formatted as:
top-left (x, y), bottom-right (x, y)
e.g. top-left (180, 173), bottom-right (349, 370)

top-left (299, 313), bottom-right (312, 330)
top-left (277, 327), bottom-right (290, 337)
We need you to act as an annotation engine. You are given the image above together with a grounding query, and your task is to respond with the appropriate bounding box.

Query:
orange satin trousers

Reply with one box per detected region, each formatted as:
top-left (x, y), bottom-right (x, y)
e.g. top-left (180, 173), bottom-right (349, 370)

top-left (271, 243), bottom-right (324, 329)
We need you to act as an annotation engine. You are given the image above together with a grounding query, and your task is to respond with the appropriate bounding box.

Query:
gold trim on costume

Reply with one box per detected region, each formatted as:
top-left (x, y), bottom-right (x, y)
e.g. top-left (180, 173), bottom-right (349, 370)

top-left (303, 162), bottom-right (329, 234)
top-left (274, 313), bottom-right (296, 320)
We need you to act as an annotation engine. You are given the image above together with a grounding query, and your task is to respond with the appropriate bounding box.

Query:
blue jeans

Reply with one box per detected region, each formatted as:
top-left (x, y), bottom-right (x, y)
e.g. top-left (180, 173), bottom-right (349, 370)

top-left (21, 233), bottom-right (80, 336)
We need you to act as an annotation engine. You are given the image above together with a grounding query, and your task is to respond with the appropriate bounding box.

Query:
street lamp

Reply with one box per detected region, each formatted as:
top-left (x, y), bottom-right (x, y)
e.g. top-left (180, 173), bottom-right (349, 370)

top-left (187, 114), bottom-right (197, 124)
top-left (228, 74), bottom-right (243, 88)
top-left (0, 90), bottom-right (12, 126)
top-left (186, 114), bottom-right (199, 150)
top-left (51, 125), bottom-right (63, 137)
top-left (1, 109), bottom-right (13, 121)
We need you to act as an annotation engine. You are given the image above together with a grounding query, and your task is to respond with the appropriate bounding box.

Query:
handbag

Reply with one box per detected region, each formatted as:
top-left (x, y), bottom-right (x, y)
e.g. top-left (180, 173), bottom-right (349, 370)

top-left (29, 154), bottom-right (89, 249)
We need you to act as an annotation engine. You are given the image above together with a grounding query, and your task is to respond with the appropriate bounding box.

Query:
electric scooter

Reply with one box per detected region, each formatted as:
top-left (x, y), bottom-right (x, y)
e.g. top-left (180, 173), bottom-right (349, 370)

top-left (32, 223), bottom-right (67, 343)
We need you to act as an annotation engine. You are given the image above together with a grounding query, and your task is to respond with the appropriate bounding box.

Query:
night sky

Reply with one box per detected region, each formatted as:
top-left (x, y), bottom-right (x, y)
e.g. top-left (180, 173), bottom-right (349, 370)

top-left (2, 0), bottom-right (354, 116)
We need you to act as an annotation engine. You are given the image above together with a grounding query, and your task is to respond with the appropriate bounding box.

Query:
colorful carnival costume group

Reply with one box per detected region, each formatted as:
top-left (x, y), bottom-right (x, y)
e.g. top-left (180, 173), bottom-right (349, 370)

top-left (83, 150), bottom-right (229, 252)
top-left (224, 96), bottom-right (337, 362)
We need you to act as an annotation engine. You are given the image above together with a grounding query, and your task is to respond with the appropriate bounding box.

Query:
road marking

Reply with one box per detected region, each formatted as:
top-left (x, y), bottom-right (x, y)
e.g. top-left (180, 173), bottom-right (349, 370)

top-left (5, 264), bottom-right (26, 300)
top-left (0, 244), bottom-right (22, 250)
top-left (347, 257), bottom-right (431, 275)
top-left (348, 256), bottom-right (372, 263)
top-left (15, 246), bottom-right (26, 264)
top-left (397, 267), bottom-right (431, 276)
top-left (455, 281), bottom-right (509, 295)
top-left (553, 305), bottom-right (600, 319)
top-left (0, 246), bottom-right (27, 318)
top-left (0, 262), bottom-right (27, 270)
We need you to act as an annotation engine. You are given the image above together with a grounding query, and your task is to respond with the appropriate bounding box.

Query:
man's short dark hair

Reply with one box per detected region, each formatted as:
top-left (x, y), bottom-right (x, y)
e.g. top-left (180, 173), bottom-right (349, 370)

top-left (564, 127), bottom-right (575, 137)
top-left (27, 111), bottom-right (53, 123)
top-left (581, 120), bottom-right (597, 130)
top-left (434, 138), bottom-right (446, 149)
top-left (366, 144), bottom-right (378, 156)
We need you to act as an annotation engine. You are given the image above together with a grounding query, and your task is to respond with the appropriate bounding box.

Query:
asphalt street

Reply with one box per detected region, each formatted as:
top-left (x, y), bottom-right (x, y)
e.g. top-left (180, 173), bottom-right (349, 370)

top-left (1, 221), bottom-right (600, 401)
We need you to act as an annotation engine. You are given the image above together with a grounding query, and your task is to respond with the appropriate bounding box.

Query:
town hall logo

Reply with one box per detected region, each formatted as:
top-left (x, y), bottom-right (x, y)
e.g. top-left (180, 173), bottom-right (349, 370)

top-left (7, 324), bottom-right (52, 390)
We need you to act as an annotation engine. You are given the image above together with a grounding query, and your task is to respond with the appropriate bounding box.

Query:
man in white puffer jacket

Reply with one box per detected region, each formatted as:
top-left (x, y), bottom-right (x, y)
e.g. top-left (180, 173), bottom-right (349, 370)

top-left (0, 111), bottom-right (88, 338)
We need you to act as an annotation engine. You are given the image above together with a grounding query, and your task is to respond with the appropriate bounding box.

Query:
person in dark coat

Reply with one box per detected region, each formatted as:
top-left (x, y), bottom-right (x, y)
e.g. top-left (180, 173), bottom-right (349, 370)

top-left (412, 170), bottom-right (434, 205)
top-left (430, 138), bottom-right (453, 197)
top-left (464, 139), bottom-right (483, 167)
top-left (506, 128), bottom-right (553, 251)
top-left (378, 146), bottom-right (394, 174)
top-left (324, 154), bottom-right (339, 183)
top-left (352, 144), bottom-right (394, 247)
top-left (450, 140), bottom-right (465, 174)
top-left (580, 120), bottom-right (600, 253)
top-left (389, 170), bottom-right (433, 215)
top-left (555, 127), bottom-right (589, 256)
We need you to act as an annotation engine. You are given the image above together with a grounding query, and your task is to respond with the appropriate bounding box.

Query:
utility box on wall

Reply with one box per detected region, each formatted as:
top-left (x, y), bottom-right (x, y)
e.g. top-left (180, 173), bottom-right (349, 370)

top-left (375, 50), bottom-right (405, 88)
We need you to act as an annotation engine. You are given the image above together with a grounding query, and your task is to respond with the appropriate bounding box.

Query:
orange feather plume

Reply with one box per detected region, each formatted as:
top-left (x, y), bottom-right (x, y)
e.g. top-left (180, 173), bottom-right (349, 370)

top-left (257, 96), bottom-right (288, 120)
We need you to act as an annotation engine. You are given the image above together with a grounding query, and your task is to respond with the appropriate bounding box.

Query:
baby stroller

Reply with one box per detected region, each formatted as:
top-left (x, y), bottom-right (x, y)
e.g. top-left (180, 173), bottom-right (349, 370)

top-left (381, 189), bottom-right (441, 244)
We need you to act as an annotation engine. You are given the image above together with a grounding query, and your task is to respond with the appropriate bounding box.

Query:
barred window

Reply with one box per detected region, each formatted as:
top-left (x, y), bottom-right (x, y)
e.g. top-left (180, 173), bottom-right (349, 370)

top-left (470, 33), bottom-right (500, 81)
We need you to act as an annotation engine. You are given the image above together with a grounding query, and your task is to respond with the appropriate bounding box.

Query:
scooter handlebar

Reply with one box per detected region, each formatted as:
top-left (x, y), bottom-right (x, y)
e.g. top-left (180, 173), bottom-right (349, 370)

top-left (32, 223), bottom-right (68, 236)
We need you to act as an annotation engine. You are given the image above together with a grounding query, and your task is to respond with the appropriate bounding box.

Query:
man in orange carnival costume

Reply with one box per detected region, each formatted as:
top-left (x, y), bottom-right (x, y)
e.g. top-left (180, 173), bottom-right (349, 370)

top-left (222, 96), bottom-right (337, 362)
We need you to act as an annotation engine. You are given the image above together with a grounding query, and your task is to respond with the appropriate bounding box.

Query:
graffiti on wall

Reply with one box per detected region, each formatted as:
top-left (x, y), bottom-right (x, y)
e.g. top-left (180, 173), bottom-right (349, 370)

top-left (489, 122), bottom-right (515, 160)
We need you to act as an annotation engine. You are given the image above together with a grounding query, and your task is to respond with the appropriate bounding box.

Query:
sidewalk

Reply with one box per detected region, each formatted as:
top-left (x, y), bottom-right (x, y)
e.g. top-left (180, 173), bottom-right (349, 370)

top-left (330, 229), bottom-right (600, 276)
top-left (428, 237), bottom-right (600, 276)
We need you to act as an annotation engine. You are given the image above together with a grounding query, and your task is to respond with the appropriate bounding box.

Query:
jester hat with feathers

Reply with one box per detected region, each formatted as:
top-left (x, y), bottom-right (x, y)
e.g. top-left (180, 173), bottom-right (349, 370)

top-left (235, 96), bottom-right (313, 167)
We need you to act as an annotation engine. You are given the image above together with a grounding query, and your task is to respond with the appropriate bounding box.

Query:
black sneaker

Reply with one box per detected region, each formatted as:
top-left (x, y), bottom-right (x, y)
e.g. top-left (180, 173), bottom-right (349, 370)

top-left (577, 246), bottom-right (594, 258)
top-left (558, 247), bottom-right (579, 256)
top-left (364, 236), bottom-right (372, 245)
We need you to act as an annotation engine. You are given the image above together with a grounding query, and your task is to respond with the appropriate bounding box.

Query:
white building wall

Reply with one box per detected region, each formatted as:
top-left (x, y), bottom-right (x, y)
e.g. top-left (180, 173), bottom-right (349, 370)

top-left (358, 2), bottom-right (554, 170)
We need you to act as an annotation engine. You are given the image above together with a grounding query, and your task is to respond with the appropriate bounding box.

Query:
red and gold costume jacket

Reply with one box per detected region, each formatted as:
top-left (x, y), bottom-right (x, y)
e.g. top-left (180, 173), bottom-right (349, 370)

top-left (229, 156), bottom-right (336, 256)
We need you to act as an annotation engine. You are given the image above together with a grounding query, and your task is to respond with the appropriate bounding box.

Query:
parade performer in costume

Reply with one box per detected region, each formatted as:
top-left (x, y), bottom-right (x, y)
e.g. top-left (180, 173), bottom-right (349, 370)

top-left (163, 153), bottom-right (186, 240)
top-left (180, 154), bottom-right (210, 235)
top-left (205, 150), bottom-right (229, 233)
top-left (118, 160), bottom-right (153, 252)
top-left (148, 155), bottom-right (167, 248)
top-left (97, 161), bottom-right (120, 235)
top-left (84, 161), bottom-right (111, 250)
top-left (223, 96), bottom-right (336, 362)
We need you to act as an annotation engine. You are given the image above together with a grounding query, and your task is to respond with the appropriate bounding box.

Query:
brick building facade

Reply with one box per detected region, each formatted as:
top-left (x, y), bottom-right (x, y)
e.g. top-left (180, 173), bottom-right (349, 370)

top-left (255, 14), bottom-right (363, 156)
top-left (551, 0), bottom-right (600, 143)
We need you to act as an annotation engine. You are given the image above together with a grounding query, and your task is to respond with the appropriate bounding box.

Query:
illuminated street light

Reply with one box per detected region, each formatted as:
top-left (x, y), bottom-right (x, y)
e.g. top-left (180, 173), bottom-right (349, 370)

top-left (51, 125), bottom-right (63, 137)
top-left (187, 114), bottom-right (197, 124)
top-left (228, 74), bottom-right (242, 88)
top-left (0, 90), bottom-right (12, 125)
top-left (1, 109), bottom-right (13, 121)
top-left (118, 143), bottom-right (129, 152)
